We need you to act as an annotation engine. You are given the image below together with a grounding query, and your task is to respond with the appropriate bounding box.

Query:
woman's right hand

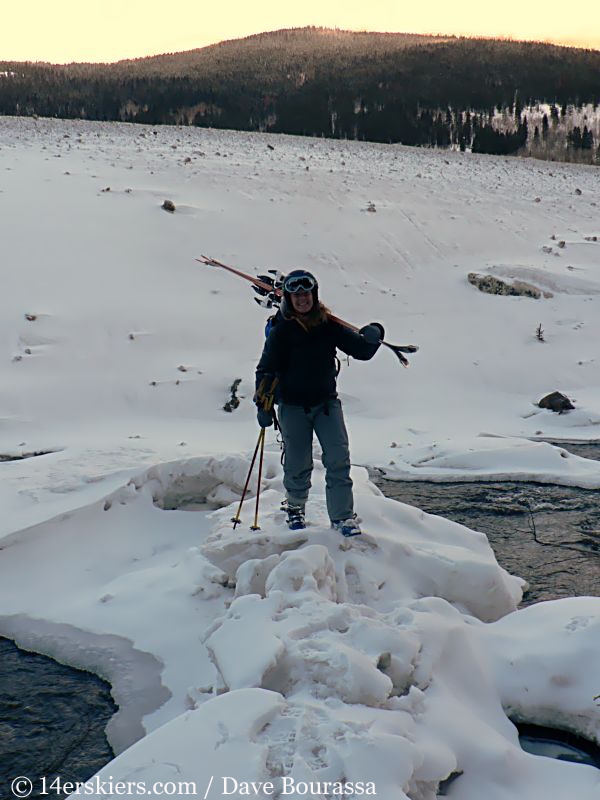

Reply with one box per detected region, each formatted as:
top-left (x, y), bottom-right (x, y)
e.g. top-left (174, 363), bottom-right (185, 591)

top-left (257, 408), bottom-right (274, 428)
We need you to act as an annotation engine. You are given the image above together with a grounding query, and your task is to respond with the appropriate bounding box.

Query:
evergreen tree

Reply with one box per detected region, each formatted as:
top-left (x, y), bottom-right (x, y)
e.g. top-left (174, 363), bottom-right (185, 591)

top-left (518, 118), bottom-right (528, 147)
top-left (568, 126), bottom-right (582, 148)
top-left (542, 113), bottom-right (549, 139)
top-left (514, 92), bottom-right (523, 121)
top-left (457, 110), bottom-right (471, 148)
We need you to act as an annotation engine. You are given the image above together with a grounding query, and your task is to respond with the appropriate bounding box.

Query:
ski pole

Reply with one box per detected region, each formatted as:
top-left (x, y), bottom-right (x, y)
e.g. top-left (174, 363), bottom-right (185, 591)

top-left (250, 427), bottom-right (266, 531)
top-left (231, 428), bottom-right (263, 529)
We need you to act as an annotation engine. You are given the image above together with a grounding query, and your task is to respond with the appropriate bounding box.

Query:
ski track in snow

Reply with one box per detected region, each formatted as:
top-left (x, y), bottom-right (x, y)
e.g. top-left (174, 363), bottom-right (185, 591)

top-left (1, 117), bottom-right (600, 798)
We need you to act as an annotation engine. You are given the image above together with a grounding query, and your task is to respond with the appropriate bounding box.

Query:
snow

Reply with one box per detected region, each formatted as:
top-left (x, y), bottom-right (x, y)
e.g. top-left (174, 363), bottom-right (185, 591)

top-left (1, 115), bottom-right (600, 797)
top-left (383, 435), bottom-right (600, 486)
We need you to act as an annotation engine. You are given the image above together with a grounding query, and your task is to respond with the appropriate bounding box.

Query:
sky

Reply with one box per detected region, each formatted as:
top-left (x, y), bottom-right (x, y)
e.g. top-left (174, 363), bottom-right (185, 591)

top-left (3, 0), bottom-right (600, 63)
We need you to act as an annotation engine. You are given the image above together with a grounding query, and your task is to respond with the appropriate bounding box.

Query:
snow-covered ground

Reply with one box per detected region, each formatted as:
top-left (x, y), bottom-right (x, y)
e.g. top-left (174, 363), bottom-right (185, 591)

top-left (1, 116), bottom-right (600, 798)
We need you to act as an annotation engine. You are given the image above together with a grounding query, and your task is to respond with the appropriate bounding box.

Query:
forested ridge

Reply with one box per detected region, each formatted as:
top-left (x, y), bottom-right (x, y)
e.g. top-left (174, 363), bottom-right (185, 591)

top-left (2, 27), bottom-right (599, 161)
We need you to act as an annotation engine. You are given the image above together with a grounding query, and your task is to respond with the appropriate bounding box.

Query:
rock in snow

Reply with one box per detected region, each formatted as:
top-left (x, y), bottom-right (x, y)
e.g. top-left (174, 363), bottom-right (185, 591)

top-left (538, 391), bottom-right (576, 413)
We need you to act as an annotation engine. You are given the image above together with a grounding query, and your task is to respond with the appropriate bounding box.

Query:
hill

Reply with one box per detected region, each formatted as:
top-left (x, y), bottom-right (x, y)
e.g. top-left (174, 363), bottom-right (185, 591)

top-left (1, 28), bottom-right (599, 161)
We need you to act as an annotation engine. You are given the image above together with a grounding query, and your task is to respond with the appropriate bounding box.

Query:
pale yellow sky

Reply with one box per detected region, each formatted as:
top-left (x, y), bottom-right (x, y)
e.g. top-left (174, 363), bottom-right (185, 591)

top-left (4, 0), bottom-right (600, 63)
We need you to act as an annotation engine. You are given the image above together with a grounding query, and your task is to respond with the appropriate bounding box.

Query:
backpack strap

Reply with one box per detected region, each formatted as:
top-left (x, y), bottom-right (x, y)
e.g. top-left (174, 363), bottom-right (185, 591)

top-left (264, 315), bottom-right (276, 338)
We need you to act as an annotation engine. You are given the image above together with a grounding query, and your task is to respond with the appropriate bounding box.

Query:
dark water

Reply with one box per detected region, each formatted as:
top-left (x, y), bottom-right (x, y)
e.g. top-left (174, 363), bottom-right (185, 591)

top-left (517, 723), bottom-right (600, 768)
top-left (373, 441), bottom-right (600, 606)
top-left (0, 451), bottom-right (56, 462)
top-left (0, 638), bottom-right (115, 799)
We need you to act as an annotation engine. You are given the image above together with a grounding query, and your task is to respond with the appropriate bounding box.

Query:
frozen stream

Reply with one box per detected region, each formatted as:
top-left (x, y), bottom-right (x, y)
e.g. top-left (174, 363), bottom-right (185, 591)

top-left (373, 441), bottom-right (600, 606)
top-left (2, 441), bottom-right (599, 793)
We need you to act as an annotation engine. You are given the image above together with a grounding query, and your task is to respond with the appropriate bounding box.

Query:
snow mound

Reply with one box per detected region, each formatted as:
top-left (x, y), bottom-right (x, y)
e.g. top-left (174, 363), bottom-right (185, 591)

top-left (202, 483), bottom-right (523, 622)
top-left (73, 689), bottom-right (287, 798)
top-left (488, 265), bottom-right (600, 296)
top-left (125, 453), bottom-right (282, 509)
top-left (482, 597), bottom-right (600, 743)
top-left (382, 435), bottom-right (600, 487)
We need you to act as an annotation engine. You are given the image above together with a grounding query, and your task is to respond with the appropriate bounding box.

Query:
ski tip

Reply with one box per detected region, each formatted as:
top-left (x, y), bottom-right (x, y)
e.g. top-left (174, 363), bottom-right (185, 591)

top-left (197, 254), bottom-right (217, 266)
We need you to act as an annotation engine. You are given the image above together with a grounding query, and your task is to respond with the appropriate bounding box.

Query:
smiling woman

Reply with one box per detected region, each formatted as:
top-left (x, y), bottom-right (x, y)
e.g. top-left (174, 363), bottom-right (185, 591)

top-left (2, 0), bottom-right (599, 63)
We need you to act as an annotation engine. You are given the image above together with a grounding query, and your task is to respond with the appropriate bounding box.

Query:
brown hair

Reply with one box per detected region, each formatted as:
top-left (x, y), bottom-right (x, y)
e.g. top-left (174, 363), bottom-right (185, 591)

top-left (283, 301), bottom-right (330, 331)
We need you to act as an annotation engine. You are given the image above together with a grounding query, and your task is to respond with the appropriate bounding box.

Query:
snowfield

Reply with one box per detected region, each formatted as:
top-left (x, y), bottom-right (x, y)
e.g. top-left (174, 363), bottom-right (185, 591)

top-left (1, 116), bottom-right (600, 798)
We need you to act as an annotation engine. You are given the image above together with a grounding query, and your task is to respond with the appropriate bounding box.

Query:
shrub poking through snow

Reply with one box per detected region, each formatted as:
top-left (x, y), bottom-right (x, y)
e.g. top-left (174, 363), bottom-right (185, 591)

top-left (223, 378), bottom-right (242, 412)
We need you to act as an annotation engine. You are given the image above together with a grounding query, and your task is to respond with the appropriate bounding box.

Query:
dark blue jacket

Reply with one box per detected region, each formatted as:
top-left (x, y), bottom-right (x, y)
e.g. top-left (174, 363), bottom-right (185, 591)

top-left (256, 312), bottom-right (380, 408)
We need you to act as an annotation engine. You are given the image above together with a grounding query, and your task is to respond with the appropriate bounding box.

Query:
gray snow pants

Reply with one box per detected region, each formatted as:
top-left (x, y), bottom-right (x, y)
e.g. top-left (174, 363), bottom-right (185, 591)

top-left (278, 398), bottom-right (353, 522)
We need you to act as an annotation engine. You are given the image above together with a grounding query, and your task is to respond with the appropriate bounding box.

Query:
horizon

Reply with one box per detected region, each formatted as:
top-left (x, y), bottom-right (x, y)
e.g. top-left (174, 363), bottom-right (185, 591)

top-left (2, 0), bottom-right (600, 65)
top-left (3, 27), bottom-right (600, 67)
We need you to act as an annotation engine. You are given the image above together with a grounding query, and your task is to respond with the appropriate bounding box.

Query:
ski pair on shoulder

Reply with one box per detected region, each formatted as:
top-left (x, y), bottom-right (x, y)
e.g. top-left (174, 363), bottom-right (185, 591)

top-left (196, 255), bottom-right (419, 367)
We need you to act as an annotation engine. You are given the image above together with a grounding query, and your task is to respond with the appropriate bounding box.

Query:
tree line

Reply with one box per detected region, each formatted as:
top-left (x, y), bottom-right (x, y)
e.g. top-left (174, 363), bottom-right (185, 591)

top-left (1, 28), bottom-right (599, 162)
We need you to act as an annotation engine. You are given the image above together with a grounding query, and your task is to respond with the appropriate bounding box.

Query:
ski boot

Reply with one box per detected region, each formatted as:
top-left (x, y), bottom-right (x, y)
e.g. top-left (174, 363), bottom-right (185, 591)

top-left (331, 514), bottom-right (362, 537)
top-left (286, 505), bottom-right (306, 530)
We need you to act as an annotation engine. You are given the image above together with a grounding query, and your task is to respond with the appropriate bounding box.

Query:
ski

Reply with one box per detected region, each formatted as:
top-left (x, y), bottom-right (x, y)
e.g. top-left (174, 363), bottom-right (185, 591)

top-left (196, 255), bottom-right (419, 367)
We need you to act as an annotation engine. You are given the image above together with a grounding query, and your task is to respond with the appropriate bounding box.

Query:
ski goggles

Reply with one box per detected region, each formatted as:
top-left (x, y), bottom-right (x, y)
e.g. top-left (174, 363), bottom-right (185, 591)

top-left (283, 274), bottom-right (316, 293)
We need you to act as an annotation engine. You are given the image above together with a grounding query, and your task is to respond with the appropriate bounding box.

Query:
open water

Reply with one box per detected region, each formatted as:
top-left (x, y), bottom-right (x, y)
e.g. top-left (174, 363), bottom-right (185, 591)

top-left (373, 441), bottom-right (600, 606)
top-left (0, 638), bottom-right (115, 799)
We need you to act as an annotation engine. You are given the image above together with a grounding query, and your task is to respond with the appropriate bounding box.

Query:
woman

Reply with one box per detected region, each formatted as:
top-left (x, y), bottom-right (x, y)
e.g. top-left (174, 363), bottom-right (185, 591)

top-left (255, 269), bottom-right (384, 536)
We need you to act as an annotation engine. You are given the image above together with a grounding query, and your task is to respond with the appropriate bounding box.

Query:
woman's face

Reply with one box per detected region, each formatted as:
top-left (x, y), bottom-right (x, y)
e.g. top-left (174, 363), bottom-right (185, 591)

top-left (290, 290), bottom-right (314, 314)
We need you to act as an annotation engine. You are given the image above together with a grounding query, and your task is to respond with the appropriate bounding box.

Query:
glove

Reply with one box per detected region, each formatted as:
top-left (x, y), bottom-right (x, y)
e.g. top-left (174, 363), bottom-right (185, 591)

top-left (257, 407), bottom-right (274, 428)
top-left (359, 322), bottom-right (385, 344)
